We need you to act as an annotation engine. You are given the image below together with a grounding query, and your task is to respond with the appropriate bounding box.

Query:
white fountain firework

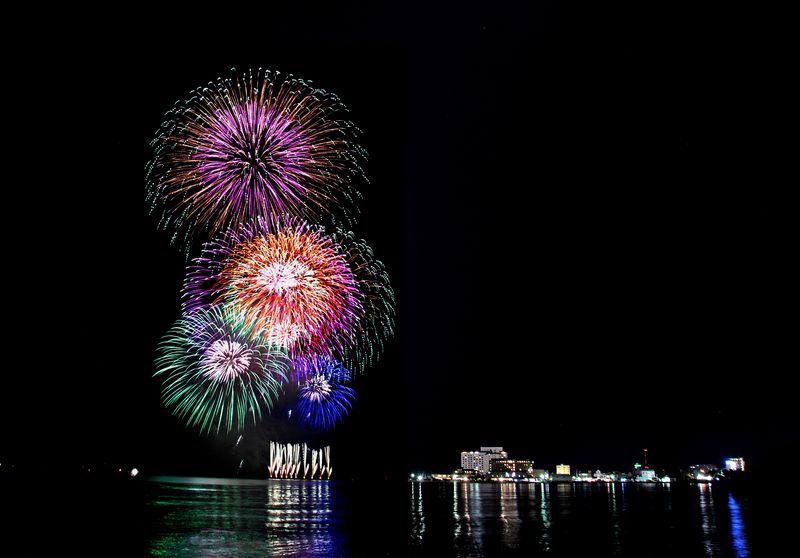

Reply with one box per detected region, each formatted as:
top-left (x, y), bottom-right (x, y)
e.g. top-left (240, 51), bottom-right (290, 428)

top-left (268, 440), bottom-right (332, 479)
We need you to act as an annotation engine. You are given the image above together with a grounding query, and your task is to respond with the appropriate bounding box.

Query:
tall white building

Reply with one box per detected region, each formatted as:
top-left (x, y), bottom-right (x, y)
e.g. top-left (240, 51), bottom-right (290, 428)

top-left (461, 451), bottom-right (480, 471)
top-left (460, 447), bottom-right (508, 473)
top-left (724, 457), bottom-right (745, 471)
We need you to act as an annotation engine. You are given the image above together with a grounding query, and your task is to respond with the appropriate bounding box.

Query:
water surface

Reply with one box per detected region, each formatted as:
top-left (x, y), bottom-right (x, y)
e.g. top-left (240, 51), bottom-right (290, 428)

top-left (141, 477), bottom-right (753, 557)
top-left (2, 475), bottom-right (755, 557)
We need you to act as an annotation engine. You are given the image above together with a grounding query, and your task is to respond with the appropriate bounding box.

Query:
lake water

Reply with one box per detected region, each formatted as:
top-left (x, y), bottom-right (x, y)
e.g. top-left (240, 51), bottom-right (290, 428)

top-left (3, 476), bottom-right (756, 557)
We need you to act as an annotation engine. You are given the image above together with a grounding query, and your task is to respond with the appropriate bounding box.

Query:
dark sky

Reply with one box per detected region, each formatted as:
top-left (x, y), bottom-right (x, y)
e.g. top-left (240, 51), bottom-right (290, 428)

top-left (2, 6), bottom-right (793, 478)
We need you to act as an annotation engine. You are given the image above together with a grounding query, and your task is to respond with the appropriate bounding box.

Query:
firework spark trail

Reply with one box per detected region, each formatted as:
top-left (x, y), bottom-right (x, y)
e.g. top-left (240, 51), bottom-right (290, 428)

top-left (292, 353), bottom-right (351, 383)
top-left (182, 217), bottom-right (394, 370)
top-left (329, 228), bottom-right (396, 372)
top-left (146, 68), bottom-right (366, 251)
top-left (154, 305), bottom-right (289, 434)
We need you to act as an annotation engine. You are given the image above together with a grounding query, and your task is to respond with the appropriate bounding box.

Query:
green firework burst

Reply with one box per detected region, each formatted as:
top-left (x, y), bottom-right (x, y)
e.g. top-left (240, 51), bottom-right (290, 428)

top-left (154, 305), bottom-right (289, 434)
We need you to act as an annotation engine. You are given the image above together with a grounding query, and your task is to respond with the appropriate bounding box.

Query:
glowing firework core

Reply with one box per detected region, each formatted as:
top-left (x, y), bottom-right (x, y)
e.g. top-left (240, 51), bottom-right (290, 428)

top-left (199, 102), bottom-right (310, 206)
top-left (201, 339), bottom-right (253, 382)
top-left (301, 374), bottom-right (333, 403)
top-left (257, 260), bottom-right (315, 294)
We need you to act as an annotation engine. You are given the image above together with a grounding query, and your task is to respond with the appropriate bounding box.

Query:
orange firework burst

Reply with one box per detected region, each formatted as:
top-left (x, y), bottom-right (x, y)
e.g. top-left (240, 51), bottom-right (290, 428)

top-left (219, 226), bottom-right (359, 353)
top-left (183, 217), bottom-right (394, 370)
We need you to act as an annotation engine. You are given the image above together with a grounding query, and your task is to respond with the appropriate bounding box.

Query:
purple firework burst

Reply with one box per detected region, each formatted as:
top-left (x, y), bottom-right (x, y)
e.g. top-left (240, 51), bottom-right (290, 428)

top-left (146, 68), bottom-right (366, 249)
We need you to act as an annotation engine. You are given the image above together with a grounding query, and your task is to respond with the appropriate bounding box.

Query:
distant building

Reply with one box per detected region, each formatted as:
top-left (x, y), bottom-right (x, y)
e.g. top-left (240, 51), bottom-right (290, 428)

top-left (481, 446), bottom-right (506, 455)
top-left (594, 470), bottom-right (618, 482)
top-left (635, 469), bottom-right (657, 482)
top-left (724, 457), bottom-right (745, 472)
top-left (686, 464), bottom-right (718, 481)
top-left (556, 464), bottom-right (571, 475)
top-left (531, 468), bottom-right (549, 481)
top-left (460, 447), bottom-right (508, 474)
top-left (490, 459), bottom-right (534, 478)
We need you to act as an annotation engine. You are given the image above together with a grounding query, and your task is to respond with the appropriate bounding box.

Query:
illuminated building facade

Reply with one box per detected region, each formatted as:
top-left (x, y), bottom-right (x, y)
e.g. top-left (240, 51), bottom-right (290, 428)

top-left (635, 468), bottom-right (657, 482)
top-left (724, 457), bottom-right (745, 471)
top-left (556, 464), bottom-right (571, 475)
top-left (460, 452), bottom-right (481, 471)
top-left (460, 447), bottom-right (508, 474)
top-left (532, 468), bottom-right (549, 481)
top-left (686, 464), bottom-right (718, 481)
top-left (490, 459), bottom-right (535, 478)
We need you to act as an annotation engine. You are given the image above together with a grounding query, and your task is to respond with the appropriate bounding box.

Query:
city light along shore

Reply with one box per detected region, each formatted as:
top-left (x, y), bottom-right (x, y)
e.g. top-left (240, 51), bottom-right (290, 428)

top-left (411, 447), bottom-right (746, 484)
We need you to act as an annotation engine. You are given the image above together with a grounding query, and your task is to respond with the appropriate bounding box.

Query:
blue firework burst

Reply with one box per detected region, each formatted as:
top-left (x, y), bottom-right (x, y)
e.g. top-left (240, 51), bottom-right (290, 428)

top-left (293, 355), bottom-right (355, 431)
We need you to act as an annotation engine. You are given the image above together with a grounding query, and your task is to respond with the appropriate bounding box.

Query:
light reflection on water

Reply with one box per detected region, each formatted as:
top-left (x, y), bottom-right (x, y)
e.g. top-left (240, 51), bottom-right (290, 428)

top-left (727, 492), bottom-right (750, 558)
top-left (143, 477), bottom-right (753, 557)
top-left (499, 481), bottom-right (520, 548)
top-left (609, 481), bottom-right (621, 554)
top-left (146, 477), bottom-right (346, 557)
top-left (410, 478), bottom-right (425, 542)
top-left (539, 482), bottom-right (552, 552)
top-left (414, 481), bottom-right (750, 558)
top-left (699, 482), bottom-right (719, 556)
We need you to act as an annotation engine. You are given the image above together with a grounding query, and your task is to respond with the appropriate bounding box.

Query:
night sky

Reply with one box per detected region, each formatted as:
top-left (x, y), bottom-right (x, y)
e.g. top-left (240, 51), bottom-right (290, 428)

top-left (2, 6), bottom-right (792, 479)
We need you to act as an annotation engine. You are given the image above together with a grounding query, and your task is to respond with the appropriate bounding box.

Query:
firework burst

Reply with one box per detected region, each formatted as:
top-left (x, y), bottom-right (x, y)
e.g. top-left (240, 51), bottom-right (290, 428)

top-left (182, 217), bottom-right (394, 370)
top-left (146, 68), bottom-right (366, 250)
top-left (154, 305), bottom-right (288, 434)
top-left (292, 353), bottom-right (351, 384)
top-left (293, 355), bottom-right (356, 431)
